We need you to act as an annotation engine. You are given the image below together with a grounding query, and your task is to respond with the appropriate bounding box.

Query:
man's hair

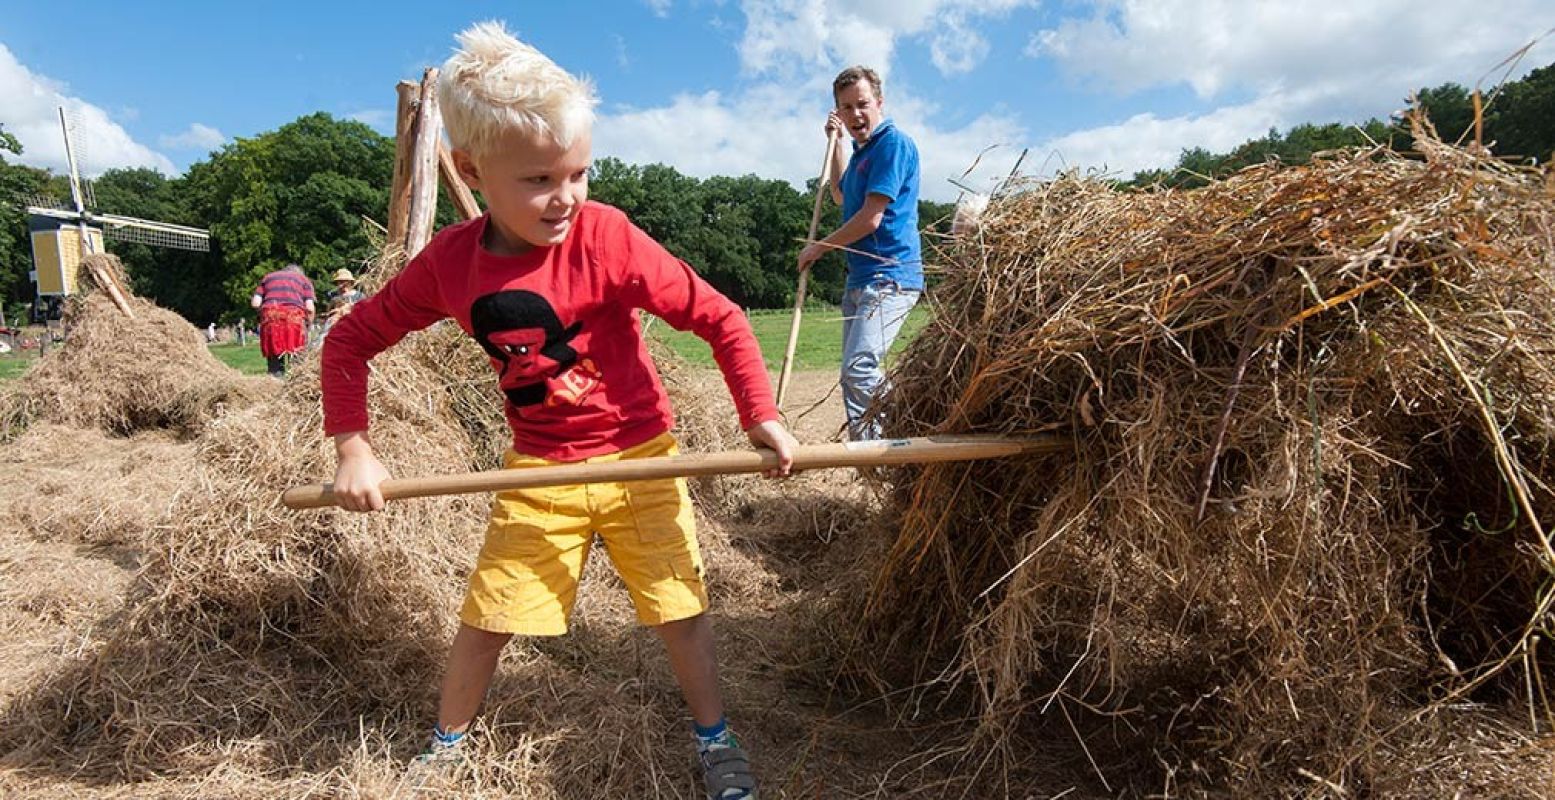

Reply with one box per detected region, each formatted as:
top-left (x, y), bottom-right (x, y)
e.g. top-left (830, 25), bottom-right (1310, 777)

top-left (832, 66), bottom-right (883, 103)
top-left (439, 21), bottom-right (598, 159)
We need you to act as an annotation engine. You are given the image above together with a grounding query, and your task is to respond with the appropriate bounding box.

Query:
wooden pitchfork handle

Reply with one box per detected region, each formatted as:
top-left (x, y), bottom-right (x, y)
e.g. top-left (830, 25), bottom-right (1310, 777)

top-left (281, 434), bottom-right (1063, 510)
top-left (776, 129), bottom-right (843, 409)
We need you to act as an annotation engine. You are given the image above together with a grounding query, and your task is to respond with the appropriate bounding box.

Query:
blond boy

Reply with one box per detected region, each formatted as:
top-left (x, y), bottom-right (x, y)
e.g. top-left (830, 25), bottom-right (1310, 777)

top-left (321, 22), bottom-right (791, 800)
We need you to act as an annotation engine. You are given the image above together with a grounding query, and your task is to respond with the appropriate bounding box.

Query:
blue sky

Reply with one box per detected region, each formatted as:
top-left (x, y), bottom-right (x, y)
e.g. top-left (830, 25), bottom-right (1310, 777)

top-left (2, 1), bottom-right (1552, 202)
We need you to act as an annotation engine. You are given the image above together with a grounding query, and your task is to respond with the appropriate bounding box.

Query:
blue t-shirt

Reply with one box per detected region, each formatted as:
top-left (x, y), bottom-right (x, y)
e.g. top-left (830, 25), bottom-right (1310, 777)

top-left (839, 119), bottom-right (923, 291)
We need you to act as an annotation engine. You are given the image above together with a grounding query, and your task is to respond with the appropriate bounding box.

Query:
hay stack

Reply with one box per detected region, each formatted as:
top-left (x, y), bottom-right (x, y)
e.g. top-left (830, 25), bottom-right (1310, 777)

top-left (0, 254), bottom-right (274, 439)
top-left (863, 131), bottom-right (1555, 794)
top-left (0, 258), bottom-right (795, 797)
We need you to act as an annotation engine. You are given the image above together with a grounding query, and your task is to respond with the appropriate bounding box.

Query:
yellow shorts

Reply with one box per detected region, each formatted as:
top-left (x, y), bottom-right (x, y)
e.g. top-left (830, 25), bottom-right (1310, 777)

top-left (459, 432), bottom-right (708, 636)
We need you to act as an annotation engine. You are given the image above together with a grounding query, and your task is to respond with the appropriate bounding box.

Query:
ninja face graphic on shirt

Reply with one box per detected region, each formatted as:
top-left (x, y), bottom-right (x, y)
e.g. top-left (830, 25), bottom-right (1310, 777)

top-left (470, 290), bottom-right (601, 409)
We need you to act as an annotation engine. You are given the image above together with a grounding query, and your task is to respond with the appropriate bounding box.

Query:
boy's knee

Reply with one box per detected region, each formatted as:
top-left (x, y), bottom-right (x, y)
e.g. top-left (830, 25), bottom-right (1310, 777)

top-left (458, 624), bottom-right (513, 654)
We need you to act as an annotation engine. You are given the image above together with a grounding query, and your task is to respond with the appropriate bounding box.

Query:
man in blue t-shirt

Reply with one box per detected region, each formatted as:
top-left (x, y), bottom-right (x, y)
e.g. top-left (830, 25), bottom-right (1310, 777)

top-left (797, 65), bottom-right (922, 440)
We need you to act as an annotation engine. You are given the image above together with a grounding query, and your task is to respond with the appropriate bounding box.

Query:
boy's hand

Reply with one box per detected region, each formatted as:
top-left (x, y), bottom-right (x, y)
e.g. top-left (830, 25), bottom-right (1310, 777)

top-left (332, 431), bottom-right (392, 512)
top-left (746, 419), bottom-right (799, 478)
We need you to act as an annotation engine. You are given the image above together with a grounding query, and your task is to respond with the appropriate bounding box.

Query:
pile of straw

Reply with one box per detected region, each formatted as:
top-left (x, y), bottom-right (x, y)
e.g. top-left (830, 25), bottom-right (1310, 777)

top-left (0, 254), bottom-right (274, 439)
top-left (862, 129), bottom-right (1555, 794)
top-left (0, 255), bottom-right (818, 798)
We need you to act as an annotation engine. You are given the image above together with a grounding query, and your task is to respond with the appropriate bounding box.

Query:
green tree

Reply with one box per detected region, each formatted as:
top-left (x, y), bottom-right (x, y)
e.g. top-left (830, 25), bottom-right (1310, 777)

top-left (178, 113), bottom-right (394, 321)
top-left (1411, 82), bottom-right (1475, 145)
top-left (0, 131), bottom-right (53, 317)
top-left (91, 167), bottom-right (228, 322)
top-left (1487, 63), bottom-right (1555, 161)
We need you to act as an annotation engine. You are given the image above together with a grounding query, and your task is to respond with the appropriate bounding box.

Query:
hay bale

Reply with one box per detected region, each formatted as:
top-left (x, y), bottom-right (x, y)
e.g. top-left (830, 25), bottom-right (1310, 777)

top-left (0, 261), bottom-right (275, 439)
top-left (859, 132), bottom-right (1555, 793)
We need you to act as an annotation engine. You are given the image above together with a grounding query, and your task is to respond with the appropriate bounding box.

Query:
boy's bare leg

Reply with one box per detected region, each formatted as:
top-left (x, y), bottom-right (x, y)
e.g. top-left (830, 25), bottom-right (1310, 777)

top-left (654, 612), bottom-right (725, 727)
top-left (438, 623), bottom-right (513, 733)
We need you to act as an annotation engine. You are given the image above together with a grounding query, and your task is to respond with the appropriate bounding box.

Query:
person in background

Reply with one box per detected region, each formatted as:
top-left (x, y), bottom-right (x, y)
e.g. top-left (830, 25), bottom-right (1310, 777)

top-left (796, 65), bottom-right (923, 440)
top-left (326, 269), bottom-right (367, 315)
top-left (322, 268), bottom-right (368, 335)
top-left (250, 263), bottom-right (315, 376)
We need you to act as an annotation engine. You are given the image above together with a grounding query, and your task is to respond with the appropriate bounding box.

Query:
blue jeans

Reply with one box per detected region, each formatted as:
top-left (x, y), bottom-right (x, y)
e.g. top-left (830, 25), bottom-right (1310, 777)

top-left (840, 280), bottom-right (920, 440)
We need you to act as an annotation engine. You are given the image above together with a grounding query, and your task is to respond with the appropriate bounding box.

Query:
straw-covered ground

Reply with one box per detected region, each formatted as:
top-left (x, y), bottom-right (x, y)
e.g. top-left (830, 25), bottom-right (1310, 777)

top-left (0, 254), bottom-right (1028, 798)
top-left (4, 124), bottom-right (1554, 798)
top-left (845, 125), bottom-right (1555, 795)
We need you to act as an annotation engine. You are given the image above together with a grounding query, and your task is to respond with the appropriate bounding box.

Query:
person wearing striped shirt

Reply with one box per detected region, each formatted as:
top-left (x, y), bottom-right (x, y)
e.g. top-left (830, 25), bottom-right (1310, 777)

top-left (250, 263), bottom-right (316, 375)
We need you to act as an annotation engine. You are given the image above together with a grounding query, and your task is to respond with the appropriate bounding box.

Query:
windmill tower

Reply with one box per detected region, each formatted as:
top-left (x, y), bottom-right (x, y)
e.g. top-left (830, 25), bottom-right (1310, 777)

top-left (23, 106), bottom-right (211, 321)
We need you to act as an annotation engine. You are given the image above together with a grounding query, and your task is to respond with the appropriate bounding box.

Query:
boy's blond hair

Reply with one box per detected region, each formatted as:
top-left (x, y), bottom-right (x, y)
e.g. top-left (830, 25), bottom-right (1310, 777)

top-left (439, 21), bottom-right (597, 158)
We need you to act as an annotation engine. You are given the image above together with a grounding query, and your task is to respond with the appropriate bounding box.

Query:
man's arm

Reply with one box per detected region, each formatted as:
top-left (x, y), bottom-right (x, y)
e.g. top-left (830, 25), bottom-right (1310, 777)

top-left (796, 193), bottom-right (890, 271)
top-left (825, 113), bottom-right (847, 206)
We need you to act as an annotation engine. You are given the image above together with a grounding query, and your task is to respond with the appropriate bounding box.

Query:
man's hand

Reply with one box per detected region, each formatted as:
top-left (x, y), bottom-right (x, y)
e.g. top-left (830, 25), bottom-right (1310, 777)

top-left (824, 111), bottom-right (845, 139)
top-left (746, 419), bottom-right (799, 478)
top-left (332, 431), bottom-right (392, 511)
top-left (797, 241), bottom-right (829, 273)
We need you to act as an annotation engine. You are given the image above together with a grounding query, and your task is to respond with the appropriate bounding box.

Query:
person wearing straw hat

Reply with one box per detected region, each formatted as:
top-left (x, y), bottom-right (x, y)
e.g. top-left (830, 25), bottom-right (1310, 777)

top-left (320, 269), bottom-right (368, 338)
top-left (325, 268), bottom-right (366, 319)
top-left (797, 65), bottom-right (923, 440)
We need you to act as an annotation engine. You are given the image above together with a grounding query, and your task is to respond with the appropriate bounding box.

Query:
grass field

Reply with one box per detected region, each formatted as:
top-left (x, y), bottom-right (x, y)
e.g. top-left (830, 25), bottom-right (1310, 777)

top-left (208, 341), bottom-right (270, 374)
top-left (0, 304), bottom-right (930, 382)
top-left (0, 353), bottom-right (37, 381)
top-left (648, 304), bottom-right (929, 370)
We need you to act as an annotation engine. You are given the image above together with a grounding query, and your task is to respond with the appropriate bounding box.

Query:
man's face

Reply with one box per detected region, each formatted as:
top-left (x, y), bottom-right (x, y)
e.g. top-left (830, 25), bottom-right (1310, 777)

top-left (453, 128), bottom-right (593, 255)
top-left (835, 80), bottom-right (885, 144)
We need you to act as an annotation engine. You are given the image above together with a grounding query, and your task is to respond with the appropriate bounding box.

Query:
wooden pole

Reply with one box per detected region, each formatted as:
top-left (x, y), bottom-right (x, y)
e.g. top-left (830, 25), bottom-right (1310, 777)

top-left (282, 434), bottom-right (1064, 510)
top-left (386, 80), bottom-right (420, 249)
top-left (405, 68), bottom-right (442, 258)
top-left (437, 141), bottom-right (482, 221)
top-left (82, 254), bottom-right (135, 318)
top-left (776, 130), bottom-right (841, 408)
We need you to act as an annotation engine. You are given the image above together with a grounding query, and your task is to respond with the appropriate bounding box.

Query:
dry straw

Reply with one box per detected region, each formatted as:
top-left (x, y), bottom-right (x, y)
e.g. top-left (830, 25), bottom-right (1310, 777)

top-left (0, 250), bottom-right (816, 798)
top-left (0, 254), bottom-right (275, 439)
top-left (852, 120), bottom-right (1555, 794)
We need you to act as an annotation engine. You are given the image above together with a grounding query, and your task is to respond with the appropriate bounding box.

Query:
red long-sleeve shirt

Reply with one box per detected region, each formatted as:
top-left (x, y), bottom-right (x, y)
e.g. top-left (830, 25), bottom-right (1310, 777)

top-left (321, 201), bottom-right (779, 462)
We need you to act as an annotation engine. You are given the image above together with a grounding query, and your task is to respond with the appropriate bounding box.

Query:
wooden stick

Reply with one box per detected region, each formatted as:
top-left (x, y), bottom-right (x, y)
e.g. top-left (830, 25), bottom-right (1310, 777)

top-left (405, 68), bottom-right (442, 258)
top-left (776, 129), bottom-right (842, 409)
top-left (386, 80), bottom-right (420, 248)
top-left (282, 433), bottom-right (1063, 510)
top-left (437, 141), bottom-right (482, 221)
top-left (84, 256), bottom-right (134, 318)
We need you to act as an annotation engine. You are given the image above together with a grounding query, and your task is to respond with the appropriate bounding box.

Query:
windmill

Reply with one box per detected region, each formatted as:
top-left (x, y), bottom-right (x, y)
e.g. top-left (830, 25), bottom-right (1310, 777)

top-left (23, 106), bottom-right (211, 321)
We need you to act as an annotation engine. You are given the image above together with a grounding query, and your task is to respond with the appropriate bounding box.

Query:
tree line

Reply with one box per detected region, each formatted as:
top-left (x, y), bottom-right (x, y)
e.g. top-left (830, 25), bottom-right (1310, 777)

top-left (1130, 63), bottom-right (1554, 188)
top-left (1, 63), bottom-right (1549, 326)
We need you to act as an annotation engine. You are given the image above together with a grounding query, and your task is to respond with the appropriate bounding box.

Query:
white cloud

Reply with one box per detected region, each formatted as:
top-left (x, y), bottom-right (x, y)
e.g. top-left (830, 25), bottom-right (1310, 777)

top-left (158, 122), bottom-right (227, 151)
top-left (0, 44), bottom-right (175, 176)
top-left (739, 0), bottom-right (1030, 78)
top-left (595, 78), bottom-right (1026, 202)
top-left (588, 1), bottom-right (1036, 201)
top-left (1030, 1), bottom-right (1555, 124)
top-left (929, 13), bottom-right (990, 75)
top-left (347, 108), bottom-right (393, 130)
top-left (645, 0), bottom-right (673, 16)
top-left (1034, 96), bottom-right (1292, 180)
